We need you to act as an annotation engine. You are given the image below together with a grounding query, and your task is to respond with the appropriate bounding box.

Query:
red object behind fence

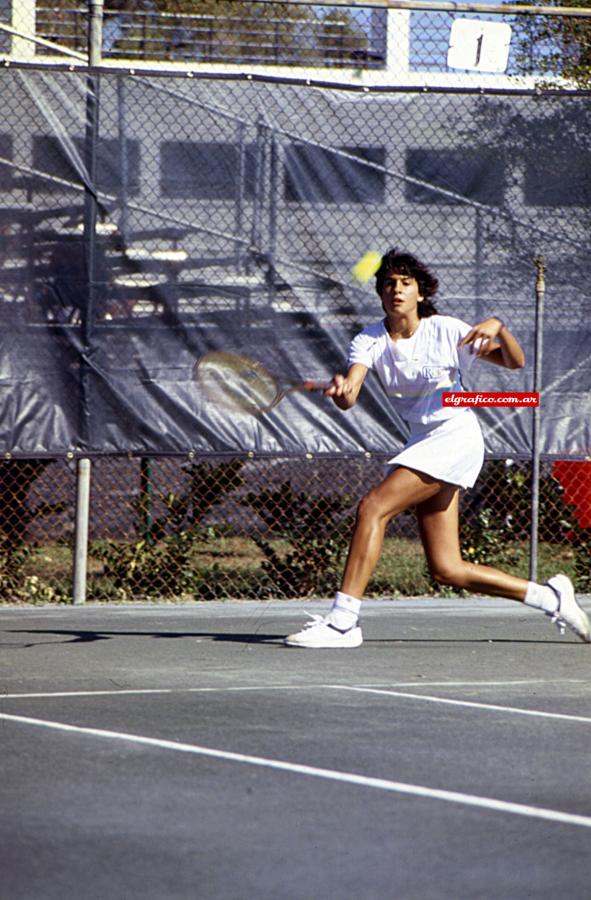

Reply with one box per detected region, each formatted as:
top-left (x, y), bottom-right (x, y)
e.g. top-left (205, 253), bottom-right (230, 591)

top-left (552, 461), bottom-right (591, 528)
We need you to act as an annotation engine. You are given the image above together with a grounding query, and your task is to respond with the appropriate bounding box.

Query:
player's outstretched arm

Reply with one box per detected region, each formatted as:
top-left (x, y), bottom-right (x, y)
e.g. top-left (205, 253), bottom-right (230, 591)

top-left (458, 317), bottom-right (525, 370)
top-left (324, 363), bottom-right (368, 410)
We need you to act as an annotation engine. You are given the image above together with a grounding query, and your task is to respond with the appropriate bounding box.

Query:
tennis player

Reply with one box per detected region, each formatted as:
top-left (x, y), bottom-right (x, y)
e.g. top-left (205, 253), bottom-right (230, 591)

top-left (285, 248), bottom-right (590, 648)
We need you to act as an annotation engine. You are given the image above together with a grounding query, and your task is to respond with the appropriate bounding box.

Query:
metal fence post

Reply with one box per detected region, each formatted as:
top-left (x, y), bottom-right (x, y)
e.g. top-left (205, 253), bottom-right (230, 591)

top-left (117, 76), bottom-right (130, 241)
top-left (85, 0), bottom-right (104, 291)
top-left (88, 0), bottom-right (104, 66)
top-left (73, 458), bottom-right (92, 604)
top-left (529, 256), bottom-right (545, 582)
top-left (140, 457), bottom-right (154, 543)
top-left (11, 0), bottom-right (36, 60)
top-left (71, 3), bottom-right (103, 605)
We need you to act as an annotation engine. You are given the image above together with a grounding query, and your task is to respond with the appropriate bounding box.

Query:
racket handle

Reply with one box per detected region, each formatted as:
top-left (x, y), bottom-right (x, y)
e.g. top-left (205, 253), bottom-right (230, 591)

top-left (302, 380), bottom-right (333, 392)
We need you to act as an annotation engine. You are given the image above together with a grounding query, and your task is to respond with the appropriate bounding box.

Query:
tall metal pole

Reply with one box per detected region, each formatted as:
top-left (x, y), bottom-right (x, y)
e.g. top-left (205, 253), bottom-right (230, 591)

top-left (73, 2), bottom-right (103, 603)
top-left (117, 76), bottom-right (130, 243)
top-left (529, 255), bottom-right (545, 581)
top-left (268, 132), bottom-right (279, 310)
top-left (83, 0), bottom-right (103, 354)
top-left (235, 121), bottom-right (247, 269)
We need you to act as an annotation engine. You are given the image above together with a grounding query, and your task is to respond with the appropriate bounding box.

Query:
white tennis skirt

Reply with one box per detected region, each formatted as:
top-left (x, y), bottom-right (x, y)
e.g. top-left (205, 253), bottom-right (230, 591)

top-left (386, 411), bottom-right (484, 489)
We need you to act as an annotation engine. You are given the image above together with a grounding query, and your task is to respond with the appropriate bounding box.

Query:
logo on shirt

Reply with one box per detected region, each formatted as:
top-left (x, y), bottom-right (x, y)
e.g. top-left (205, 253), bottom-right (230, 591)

top-left (387, 366), bottom-right (458, 399)
top-left (421, 366), bottom-right (454, 383)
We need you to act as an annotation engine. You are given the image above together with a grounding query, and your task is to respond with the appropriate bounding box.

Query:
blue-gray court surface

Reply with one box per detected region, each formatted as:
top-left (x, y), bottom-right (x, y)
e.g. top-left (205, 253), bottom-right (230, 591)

top-left (1, 596), bottom-right (590, 900)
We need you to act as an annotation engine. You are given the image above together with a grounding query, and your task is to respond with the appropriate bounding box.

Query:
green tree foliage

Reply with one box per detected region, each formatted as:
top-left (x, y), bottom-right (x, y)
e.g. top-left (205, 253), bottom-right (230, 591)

top-left (510, 1), bottom-right (591, 87)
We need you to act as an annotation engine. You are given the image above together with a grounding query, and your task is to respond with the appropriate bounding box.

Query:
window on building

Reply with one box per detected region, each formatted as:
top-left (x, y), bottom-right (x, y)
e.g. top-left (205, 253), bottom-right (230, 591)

top-left (161, 141), bottom-right (257, 200)
top-left (32, 136), bottom-right (74, 191)
top-left (405, 147), bottom-right (505, 206)
top-left (284, 144), bottom-right (386, 204)
top-left (32, 136), bottom-right (140, 194)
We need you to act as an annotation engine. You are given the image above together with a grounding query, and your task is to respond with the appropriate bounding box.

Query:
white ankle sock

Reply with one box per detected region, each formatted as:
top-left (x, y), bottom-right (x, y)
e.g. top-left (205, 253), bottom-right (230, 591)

top-left (329, 591), bottom-right (361, 630)
top-left (524, 581), bottom-right (559, 614)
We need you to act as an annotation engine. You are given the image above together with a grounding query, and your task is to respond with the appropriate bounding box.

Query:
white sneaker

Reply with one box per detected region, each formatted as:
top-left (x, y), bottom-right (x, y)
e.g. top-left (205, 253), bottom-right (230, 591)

top-left (284, 613), bottom-right (363, 649)
top-left (545, 575), bottom-right (591, 643)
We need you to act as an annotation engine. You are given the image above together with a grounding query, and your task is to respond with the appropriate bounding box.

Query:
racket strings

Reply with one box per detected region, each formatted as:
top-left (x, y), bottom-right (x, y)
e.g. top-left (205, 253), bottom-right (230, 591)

top-left (195, 353), bottom-right (281, 414)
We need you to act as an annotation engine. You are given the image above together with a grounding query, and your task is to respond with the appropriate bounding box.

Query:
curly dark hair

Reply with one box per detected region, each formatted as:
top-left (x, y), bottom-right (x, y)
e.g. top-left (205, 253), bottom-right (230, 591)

top-left (375, 248), bottom-right (439, 318)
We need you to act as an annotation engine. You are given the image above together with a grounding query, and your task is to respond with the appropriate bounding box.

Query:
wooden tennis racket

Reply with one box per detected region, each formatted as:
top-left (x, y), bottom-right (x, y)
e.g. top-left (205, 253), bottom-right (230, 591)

top-left (193, 351), bottom-right (332, 415)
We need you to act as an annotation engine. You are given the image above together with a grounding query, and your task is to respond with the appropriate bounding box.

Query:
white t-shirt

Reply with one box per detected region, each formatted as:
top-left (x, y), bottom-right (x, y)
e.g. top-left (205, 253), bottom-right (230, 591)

top-left (347, 314), bottom-right (478, 425)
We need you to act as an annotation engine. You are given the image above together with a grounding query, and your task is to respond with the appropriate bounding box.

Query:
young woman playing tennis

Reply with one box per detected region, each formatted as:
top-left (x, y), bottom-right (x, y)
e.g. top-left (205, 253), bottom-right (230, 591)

top-left (285, 248), bottom-right (590, 648)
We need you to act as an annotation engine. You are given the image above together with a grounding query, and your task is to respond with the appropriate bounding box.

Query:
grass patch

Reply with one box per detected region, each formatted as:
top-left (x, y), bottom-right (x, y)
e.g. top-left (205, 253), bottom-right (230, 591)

top-left (369, 537), bottom-right (433, 597)
top-left (0, 536), bottom-right (583, 604)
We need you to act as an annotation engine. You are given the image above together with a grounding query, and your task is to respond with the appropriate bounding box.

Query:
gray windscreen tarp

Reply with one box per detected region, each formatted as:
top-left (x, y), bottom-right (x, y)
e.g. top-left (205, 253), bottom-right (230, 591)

top-left (0, 69), bottom-right (589, 457)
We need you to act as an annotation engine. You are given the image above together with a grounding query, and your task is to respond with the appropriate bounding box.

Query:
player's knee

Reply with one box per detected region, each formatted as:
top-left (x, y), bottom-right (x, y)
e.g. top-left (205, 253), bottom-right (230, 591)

top-left (356, 491), bottom-right (389, 525)
top-left (430, 561), bottom-right (466, 587)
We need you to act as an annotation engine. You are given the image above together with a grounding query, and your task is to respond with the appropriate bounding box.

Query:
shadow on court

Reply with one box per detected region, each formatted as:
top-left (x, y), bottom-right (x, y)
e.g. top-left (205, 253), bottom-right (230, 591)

top-left (3, 626), bottom-right (576, 650)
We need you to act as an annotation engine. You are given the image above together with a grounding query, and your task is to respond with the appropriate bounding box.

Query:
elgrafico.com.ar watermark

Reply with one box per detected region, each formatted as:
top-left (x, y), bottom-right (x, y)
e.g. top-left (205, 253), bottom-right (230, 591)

top-left (442, 392), bottom-right (539, 407)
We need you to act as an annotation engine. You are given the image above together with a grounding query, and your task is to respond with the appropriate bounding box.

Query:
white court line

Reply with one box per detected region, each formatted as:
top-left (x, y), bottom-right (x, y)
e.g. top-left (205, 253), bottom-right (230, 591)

top-left (0, 679), bottom-right (584, 701)
top-left (2, 710), bottom-right (591, 830)
top-left (330, 686), bottom-right (591, 725)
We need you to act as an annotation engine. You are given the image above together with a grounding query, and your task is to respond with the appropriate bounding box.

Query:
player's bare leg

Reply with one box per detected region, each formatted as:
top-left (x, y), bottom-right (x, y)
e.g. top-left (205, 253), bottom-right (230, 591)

top-left (340, 466), bottom-right (442, 600)
top-left (416, 487), bottom-right (527, 599)
top-left (285, 467), bottom-right (442, 648)
top-left (417, 489), bottom-right (590, 641)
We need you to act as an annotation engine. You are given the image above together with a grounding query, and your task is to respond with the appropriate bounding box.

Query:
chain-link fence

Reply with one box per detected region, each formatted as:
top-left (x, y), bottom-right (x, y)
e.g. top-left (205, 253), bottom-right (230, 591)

top-left (0, 0), bottom-right (589, 603)
top-left (1, 455), bottom-right (590, 603)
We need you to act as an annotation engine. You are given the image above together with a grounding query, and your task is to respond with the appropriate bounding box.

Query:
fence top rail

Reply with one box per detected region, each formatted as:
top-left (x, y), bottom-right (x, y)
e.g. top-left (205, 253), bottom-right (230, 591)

top-left (0, 56), bottom-right (582, 89)
top-left (3, 58), bottom-right (590, 95)
top-left (251, 0), bottom-right (591, 17)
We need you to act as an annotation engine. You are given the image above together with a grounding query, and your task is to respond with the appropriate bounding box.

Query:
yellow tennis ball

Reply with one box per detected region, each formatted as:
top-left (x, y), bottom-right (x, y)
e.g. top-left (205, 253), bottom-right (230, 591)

top-left (352, 250), bottom-right (382, 284)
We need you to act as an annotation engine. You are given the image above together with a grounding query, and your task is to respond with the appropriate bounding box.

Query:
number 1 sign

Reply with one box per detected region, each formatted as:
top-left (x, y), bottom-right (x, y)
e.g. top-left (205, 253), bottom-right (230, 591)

top-left (447, 19), bottom-right (512, 74)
